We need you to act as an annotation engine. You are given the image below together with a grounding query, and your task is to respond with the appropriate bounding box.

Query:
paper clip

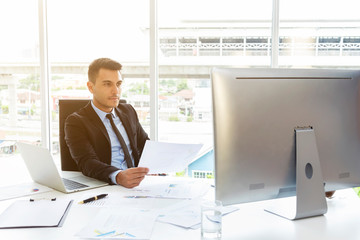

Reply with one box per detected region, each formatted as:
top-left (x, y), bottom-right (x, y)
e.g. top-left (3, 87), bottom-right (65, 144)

top-left (30, 197), bottom-right (57, 202)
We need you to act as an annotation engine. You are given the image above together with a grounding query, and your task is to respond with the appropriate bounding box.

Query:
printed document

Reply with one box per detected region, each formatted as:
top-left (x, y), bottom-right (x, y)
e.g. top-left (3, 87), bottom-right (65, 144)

top-left (75, 208), bottom-right (158, 239)
top-left (129, 178), bottom-right (211, 199)
top-left (157, 199), bottom-right (239, 229)
top-left (0, 182), bottom-right (52, 201)
top-left (138, 140), bottom-right (203, 174)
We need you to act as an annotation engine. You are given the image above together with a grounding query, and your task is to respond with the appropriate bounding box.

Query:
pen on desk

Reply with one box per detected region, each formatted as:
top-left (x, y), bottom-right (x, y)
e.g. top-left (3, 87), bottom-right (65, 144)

top-left (78, 194), bottom-right (108, 204)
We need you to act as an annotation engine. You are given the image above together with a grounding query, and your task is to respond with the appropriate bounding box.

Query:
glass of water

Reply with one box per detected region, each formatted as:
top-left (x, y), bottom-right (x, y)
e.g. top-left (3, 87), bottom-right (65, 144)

top-left (201, 200), bottom-right (222, 240)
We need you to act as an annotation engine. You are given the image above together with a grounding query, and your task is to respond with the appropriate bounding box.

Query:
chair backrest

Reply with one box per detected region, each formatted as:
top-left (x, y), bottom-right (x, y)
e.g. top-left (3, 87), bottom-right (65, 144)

top-left (59, 99), bottom-right (127, 171)
top-left (59, 99), bottom-right (91, 171)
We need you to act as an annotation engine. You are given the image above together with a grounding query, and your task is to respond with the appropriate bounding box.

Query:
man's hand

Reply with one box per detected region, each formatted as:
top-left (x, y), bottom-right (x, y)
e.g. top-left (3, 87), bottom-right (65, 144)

top-left (116, 167), bottom-right (149, 188)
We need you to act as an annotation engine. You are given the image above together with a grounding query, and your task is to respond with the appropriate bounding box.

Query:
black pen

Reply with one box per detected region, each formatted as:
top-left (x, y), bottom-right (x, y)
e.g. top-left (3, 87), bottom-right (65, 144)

top-left (78, 194), bottom-right (108, 204)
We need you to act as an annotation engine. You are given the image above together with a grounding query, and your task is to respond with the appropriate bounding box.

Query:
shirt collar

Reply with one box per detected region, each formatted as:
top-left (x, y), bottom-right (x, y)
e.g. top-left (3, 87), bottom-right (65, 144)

top-left (91, 101), bottom-right (116, 121)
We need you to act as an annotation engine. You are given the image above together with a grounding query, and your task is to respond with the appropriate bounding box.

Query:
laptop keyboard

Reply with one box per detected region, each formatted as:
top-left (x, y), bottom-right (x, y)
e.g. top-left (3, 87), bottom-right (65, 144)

top-left (62, 178), bottom-right (89, 190)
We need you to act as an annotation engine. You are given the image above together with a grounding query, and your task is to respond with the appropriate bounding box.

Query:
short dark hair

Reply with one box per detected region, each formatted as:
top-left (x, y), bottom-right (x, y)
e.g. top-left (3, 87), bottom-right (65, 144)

top-left (88, 58), bottom-right (122, 83)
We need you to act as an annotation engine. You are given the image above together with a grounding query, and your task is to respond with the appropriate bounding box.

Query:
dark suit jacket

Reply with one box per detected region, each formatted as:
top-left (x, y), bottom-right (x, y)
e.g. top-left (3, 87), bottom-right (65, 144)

top-left (64, 102), bottom-right (149, 184)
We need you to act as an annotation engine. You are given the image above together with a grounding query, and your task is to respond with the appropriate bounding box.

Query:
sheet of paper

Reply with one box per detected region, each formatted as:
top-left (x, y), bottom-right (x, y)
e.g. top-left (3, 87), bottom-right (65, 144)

top-left (157, 199), bottom-right (239, 229)
top-left (157, 199), bottom-right (202, 228)
top-left (128, 178), bottom-right (211, 199)
top-left (138, 141), bottom-right (203, 174)
top-left (0, 182), bottom-right (52, 201)
top-left (75, 192), bottom-right (157, 208)
top-left (75, 208), bottom-right (158, 239)
top-left (75, 177), bottom-right (211, 208)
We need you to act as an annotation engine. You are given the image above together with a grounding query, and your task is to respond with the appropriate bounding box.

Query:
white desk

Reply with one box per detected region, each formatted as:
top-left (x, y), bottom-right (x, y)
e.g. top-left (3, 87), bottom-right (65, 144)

top-left (0, 176), bottom-right (360, 240)
top-left (222, 188), bottom-right (360, 240)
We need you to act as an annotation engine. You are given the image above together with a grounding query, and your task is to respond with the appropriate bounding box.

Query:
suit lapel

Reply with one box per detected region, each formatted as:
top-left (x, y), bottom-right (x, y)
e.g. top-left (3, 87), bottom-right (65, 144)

top-left (84, 103), bottom-right (111, 143)
top-left (83, 103), bottom-right (139, 165)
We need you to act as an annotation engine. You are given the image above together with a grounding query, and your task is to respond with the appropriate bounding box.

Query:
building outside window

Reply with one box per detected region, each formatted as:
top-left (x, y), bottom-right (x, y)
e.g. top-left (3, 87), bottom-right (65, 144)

top-left (0, 0), bottom-right (359, 180)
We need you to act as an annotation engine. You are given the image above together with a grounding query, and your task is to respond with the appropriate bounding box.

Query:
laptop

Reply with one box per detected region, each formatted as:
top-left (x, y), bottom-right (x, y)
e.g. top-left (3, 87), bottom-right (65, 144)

top-left (17, 142), bottom-right (108, 193)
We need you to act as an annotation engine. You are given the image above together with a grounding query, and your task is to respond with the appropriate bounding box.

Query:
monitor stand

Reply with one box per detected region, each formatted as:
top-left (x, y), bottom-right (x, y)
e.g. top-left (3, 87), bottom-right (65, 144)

top-left (265, 127), bottom-right (328, 220)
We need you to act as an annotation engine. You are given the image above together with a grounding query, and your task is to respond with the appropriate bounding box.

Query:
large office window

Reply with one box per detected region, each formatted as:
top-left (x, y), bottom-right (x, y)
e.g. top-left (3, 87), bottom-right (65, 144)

top-left (0, 1), bottom-right (40, 150)
top-left (0, 0), bottom-right (41, 185)
top-left (279, 0), bottom-right (360, 67)
top-left (0, 0), bottom-right (360, 174)
top-left (46, 0), bottom-right (150, 157)
top-left (157, 0), bottom-right (272, 147)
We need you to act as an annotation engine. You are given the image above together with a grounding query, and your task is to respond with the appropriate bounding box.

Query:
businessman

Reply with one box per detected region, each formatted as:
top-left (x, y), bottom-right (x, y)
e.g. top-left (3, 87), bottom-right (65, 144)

top-left (64, 58), bottom-right (149, 188)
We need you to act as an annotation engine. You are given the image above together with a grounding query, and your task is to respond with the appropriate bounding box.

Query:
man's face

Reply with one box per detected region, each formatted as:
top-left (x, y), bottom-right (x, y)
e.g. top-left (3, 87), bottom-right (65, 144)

top-left (87, 68), bottom-right (123, 113)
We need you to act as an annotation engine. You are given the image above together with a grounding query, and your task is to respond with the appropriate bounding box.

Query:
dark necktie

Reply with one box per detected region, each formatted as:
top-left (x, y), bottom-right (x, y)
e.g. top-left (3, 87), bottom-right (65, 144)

top-left (106, 113), bottom-right (134, 168)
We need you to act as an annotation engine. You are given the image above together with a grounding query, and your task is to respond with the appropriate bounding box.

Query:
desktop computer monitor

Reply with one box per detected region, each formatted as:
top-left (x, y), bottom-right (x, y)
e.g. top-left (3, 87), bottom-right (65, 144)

top-left (211, 67), bottom-right (360, 219)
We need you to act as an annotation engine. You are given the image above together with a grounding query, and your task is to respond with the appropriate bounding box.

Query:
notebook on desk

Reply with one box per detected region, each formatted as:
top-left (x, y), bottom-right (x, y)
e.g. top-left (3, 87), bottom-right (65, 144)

top-left (17, 142), bottom-right (108, 193)
top-left (0, 198), bottom-right (73, 228)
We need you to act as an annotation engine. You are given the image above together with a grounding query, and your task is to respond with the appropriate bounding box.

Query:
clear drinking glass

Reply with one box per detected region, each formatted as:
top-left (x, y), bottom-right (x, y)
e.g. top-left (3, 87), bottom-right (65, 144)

top-left (201, 200), bottom-right (222, 240)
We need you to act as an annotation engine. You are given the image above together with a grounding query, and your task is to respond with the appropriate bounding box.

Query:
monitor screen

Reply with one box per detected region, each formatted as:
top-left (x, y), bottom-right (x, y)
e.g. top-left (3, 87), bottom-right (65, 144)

top-left (211, 68), bottom-right (360, 212)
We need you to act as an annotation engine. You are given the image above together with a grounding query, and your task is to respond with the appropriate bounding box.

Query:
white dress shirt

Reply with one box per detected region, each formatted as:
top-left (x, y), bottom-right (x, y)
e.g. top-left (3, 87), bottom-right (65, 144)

top-left (91, 101), bottom-right (134, 184)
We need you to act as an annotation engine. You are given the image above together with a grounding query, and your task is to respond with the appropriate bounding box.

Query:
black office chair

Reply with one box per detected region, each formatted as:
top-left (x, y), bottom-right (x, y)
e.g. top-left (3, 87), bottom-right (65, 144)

top-left (59, 99), bottom-right (91, 171)
top-left (59, 99), bottom-right (127, 171)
